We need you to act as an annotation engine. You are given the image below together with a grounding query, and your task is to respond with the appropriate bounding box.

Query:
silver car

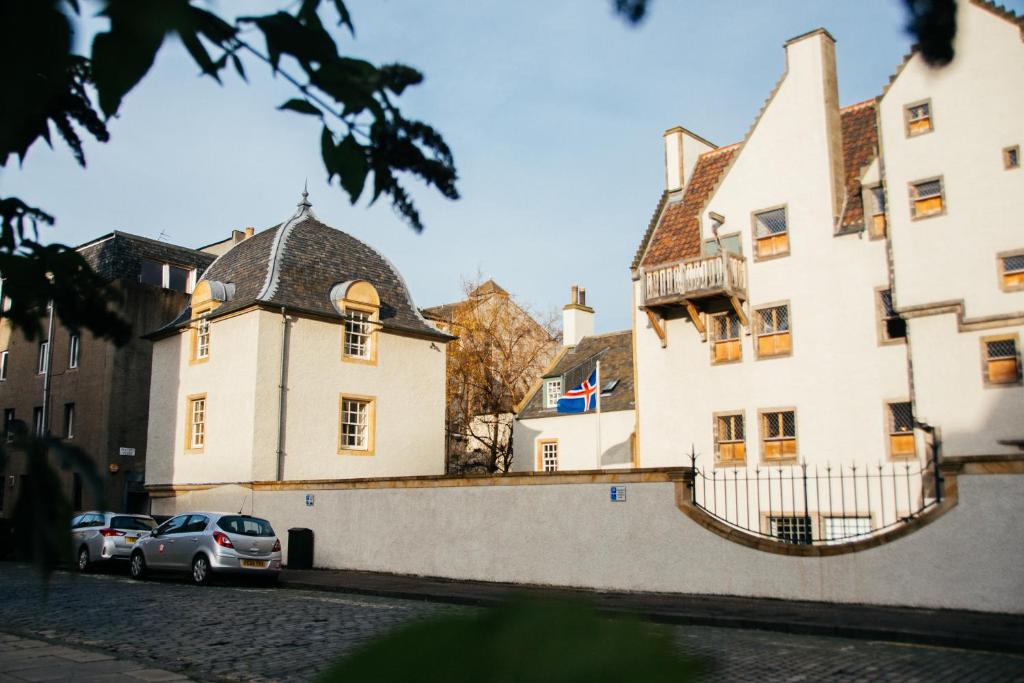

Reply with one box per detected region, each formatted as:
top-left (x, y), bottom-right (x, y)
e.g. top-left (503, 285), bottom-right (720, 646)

top-left (129, 512), bottom-right (282, 585)
top-left (71, 512), bottom-right (158, 571)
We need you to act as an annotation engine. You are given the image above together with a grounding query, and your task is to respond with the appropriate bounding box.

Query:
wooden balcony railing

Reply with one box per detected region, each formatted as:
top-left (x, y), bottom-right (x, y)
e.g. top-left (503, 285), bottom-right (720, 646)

top-left (642, 252), bottom-right (747, 306)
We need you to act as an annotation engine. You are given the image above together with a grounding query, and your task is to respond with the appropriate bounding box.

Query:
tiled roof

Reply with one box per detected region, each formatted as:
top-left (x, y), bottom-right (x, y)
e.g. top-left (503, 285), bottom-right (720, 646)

top-left (838, 100), bottom-right (879, 230)
top-left (149, 204), bottom-right (449, 341)
top-left (517, 331), bottom-right (634, 420)
top-left (77, 231), bottom-right (216, 283)
top-left (638, 146), bottom-right (738, 268)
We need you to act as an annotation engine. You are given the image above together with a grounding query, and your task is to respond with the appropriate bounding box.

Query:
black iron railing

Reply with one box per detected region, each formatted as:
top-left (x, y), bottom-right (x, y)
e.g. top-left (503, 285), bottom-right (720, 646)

top-left (688, 450), bottom-right (943, 545)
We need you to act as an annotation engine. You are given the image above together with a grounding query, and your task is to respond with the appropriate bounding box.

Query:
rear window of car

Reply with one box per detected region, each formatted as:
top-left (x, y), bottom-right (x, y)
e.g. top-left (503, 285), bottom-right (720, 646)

top-left (216, 516), bottom-right (275, 537)
top-left (111, 516), bottom-right (157, 531)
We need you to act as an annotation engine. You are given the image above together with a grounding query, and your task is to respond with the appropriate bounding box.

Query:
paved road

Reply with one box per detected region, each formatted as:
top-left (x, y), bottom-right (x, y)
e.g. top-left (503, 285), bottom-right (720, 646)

top-left (0, 565), bottom-right (1021, 682)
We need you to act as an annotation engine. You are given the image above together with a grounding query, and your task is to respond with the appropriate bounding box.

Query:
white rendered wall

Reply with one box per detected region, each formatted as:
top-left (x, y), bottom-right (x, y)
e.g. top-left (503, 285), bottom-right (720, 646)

top-left (635, 32), bottom-right (911, 475)
top-left (511, 410), bottom-right (635, 472)
top-left (153, 471), bottom-right (1024, 614)
top-left (147, 309), bottom-right (447, 486)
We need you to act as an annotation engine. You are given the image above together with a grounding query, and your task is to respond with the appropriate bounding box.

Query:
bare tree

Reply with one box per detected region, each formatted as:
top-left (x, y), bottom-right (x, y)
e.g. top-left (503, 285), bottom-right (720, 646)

top-left (441, 277), bottom-right (560, 473)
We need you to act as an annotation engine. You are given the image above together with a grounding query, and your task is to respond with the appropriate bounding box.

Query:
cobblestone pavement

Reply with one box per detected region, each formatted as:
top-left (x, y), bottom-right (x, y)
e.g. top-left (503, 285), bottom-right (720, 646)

top-left (0, 565), bottom-right (1021, 682)
top-left (0, 632), bottom-right (190, 682)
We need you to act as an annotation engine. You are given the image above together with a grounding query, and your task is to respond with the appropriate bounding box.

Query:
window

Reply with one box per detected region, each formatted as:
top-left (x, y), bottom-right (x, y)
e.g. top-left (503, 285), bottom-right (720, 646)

top-left (184, 514), bottom-right (209, 533)
top-left (878, 289), bottom-right (906, 342)
top-left (63, 403), bottom-right (75, 439)
top-left (824, 517), bottom-right (871, 543)
top-left (1004, 145), bottom-right (1020, 170)
top-left (753, 207), bottom-right (789, 259)
top-left (193, 315), bottom-right (210, 361)
top-left (760, 409), bottom-right (796, 461)
top-left (887, 401), bottom-right (915, 458)
top-left (139, 259), bottom-right (164, 287)
top-left (710, 312), bottom-right (741, 363)
top-left (703, 233), bottom-right (742, 257)
top-left (343, 310), bottom-right (373, 360)
top-left (768, 516), bottom-right (811, 544)
top-left (156, 515), bottom-right (189, 536)
top-left (998, 251), bottom-right (1024, 292)
top-left (866, 185), bottom-right (887, 239)
top-left (909, 178), bottom-right (944, 219)
top-left (0, 350), bottom-right (7, 380)
top-left (37, 341), bottom-right (49, 374)
top-left (187, 395), bottom-right (206, 450)
top-left (714, 413), bottom-right (745, 464)
top-left (140, 259), bottom-right (194, 293)
top-left (4, 409), bottom-right (14, 443)
top-left (167, 265), bottom-right (190, 293)
top-left (538, 440), bottom-right (558, 472)
top-left (905, 101), bottom-right (932, 136)
top-left (68, 334), bottom-right (80, 369)
top-left (33, 406), bottom-right (44, 437)
top-left (544, 378), bottom-right (562, 409)
top-left (982, 335), bottom-right (1021, 386)
top-left (754, 304), bottom-right (791, 358)
top-left (339, 395), bottom-right (375, 454)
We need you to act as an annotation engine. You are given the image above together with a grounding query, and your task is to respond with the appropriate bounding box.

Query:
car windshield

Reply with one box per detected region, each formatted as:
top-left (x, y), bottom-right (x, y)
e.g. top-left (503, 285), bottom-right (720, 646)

top-left (111, 516), bottom-right (157, 531)
top-left (216, 516), bottom-right (275, 537)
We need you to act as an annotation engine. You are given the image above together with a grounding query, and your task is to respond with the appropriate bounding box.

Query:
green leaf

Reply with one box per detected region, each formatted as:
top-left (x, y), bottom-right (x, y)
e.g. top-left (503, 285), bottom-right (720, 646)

top-left (279, 99), bottom-right (323, 117)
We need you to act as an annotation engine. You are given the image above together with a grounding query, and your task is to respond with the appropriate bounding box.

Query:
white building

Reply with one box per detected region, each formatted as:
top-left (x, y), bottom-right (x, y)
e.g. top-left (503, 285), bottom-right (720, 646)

top-left (512, 288), bottom-right (636, 472)
top-left (144, 191), bottom-right (451, 494)
top-left (630, 1), bottom-right (1022, 541)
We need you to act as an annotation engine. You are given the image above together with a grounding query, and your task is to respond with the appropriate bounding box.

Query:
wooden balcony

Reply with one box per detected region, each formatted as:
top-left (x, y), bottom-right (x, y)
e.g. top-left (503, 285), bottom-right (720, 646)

top-left (641, 251), bottom-right (747, 308)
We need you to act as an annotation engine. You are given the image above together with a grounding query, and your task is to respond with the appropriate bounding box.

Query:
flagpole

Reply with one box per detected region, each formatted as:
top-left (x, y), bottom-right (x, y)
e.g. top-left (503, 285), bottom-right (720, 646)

top-left (594, 361), bottom-right (602, 470)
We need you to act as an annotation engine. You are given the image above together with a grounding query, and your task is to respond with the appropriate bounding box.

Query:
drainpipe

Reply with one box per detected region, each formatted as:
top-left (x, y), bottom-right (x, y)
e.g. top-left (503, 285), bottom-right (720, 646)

top-left (41, 299), bottom-right (55, 436)
top-left (276, 307), bottom-right (289, 481)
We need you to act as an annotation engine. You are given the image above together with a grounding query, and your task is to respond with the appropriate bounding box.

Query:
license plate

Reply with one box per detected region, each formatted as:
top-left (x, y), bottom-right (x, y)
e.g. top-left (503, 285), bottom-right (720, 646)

top-left (125, 537), bottom-right (137, 545)
top-left (241, 559), bottom-right (266, 568)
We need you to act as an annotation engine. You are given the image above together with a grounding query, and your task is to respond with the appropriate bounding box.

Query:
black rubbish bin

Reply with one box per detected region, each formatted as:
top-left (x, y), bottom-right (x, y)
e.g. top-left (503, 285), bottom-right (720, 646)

top-left (287, 528), bottom-right (314, 569)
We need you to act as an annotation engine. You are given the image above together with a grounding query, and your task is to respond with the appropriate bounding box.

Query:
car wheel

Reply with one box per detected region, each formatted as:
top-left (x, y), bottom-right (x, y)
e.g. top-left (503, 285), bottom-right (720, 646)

top-left (191, 555), bottom-right (210, 586)
top-left (76, 546), bottom-right (90, 572)
top-left (130, 551), bottom-right (147, 580)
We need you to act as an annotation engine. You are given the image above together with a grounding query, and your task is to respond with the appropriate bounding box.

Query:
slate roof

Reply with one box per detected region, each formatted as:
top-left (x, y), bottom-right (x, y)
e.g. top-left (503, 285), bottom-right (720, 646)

top-left (837, 100), bottom-right (879, 230)
top-left (517, 331), bottom-right (634, 420)
top-left (636, 145), bottom-right (738, 268)
top-left (149, 198), bottom-right (449, 341)
top-left (77, 231), bottom-right (216, 283)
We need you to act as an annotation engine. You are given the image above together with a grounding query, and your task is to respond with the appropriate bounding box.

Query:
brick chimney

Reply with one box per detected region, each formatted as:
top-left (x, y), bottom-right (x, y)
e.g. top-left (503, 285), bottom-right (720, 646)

top-left (563, 285), bottom-right (594, 347)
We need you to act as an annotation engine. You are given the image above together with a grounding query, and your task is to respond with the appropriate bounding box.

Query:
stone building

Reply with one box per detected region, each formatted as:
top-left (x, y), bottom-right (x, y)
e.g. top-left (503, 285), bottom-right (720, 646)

top-left (0, 232), bottom-right (216, 514)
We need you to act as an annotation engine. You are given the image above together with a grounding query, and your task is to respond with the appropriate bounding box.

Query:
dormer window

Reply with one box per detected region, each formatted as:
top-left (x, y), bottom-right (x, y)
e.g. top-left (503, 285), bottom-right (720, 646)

top-left (544, 378), bottom-right (562, 408)
top-left (140, 258), bottom-right (195, 293)
top-left (334, 280), bottom-right (381, 365)
top-left (905, 101), bottom-right (932, 136)
top-left (188, 280), bottom-right (230, 364)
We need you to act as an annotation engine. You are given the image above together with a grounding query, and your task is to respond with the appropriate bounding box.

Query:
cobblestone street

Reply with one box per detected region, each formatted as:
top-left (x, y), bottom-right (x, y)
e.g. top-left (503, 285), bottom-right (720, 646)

top-left (0, 565), bottom-right (1020, 682)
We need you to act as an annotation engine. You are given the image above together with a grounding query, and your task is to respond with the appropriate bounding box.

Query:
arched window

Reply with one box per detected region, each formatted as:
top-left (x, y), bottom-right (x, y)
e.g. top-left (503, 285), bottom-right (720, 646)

top-left (332, 280), bottom-right (380, 364)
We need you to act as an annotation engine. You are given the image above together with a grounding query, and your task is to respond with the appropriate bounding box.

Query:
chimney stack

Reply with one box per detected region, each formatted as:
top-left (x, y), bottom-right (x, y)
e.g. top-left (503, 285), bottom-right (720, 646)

top-left (562, 284), bottom-right (594, 347)
top-left (245, 226), bottom-right (254, 238)
top-left (664, 126), bottom-right (717, 193)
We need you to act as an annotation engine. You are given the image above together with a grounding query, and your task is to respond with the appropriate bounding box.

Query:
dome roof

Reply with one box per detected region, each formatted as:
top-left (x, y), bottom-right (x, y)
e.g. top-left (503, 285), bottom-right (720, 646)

top-left (150, 195), bottom-right (448, 341)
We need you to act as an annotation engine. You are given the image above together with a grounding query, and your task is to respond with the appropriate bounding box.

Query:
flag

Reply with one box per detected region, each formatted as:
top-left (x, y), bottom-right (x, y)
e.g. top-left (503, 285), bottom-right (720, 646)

top-left (557, 369), bottom-right (598, 413)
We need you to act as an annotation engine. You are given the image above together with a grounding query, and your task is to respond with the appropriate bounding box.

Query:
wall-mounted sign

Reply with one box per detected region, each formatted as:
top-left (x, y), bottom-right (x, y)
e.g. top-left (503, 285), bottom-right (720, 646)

top-left (610, 485), bottom-right (626, 502)
top-left (305, 494), bottom-right (315, 507)
top-left (119, 447), bottom-right (136, 457)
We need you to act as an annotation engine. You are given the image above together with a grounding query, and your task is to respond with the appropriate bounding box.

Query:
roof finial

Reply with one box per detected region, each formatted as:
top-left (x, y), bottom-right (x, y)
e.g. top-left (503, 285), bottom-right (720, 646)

top-left (298, 179), bottom-right (312, 210)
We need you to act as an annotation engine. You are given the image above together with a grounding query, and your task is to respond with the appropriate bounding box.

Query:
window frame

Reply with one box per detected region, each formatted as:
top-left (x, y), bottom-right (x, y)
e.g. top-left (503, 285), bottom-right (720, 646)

top-left (0, 350), bottom-right (7, 381)
top-left (753, 301), bottom-right (792, 360)
top-left (875, 286), bottom-right (906, 346)
top-left (903, 99), bottom-right (934, 137)
top-left (185, 393), bottom-right (207, 453)
top-left (68, 333), bottom-right (80, 369)
top-left (338, 393), bottom-right (376, 455)
top-left (713, 411), bottom-right (746, 466)
top-left (4, 409), bottom-right (15, 443)
top-left (341, 304), bottom-right (378, 365)
top-left (822, 515), bottom-right (873, 544)
top-left (758, 407), bottom-right (798, 463)
top-left (190, 307), bottom-right (212, 364)
top-left (751, 204), bottom-right (790, 261)
top-left (1003, 145), bottom-right (1020, 170)
top-left (980, 334), bottom-right (1022, 388)
top-left (884, 400), bottom-right (915, 459)
top-left (997, 248), bottom-right (1024, 293)
top-left (709, 311), bottom-right (742, 365)
top-left (864, 184), bottom-right (887, 240)
top-left (33, 406), bottom-right (44, 437)
top-left (544, 378), bottom-right (563, 409)
top-left (908, 176), bottom-right (946, 221)
top-left (64, 403), bottom-right (75, 440)
top-left (37, 341), bottom-right (49, 375)
top-left (536, 438), bottom-right (558, 472)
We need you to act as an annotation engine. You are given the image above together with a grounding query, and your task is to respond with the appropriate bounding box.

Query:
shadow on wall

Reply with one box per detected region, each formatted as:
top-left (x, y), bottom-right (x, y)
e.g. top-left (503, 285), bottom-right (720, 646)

top-left (158, 318), bottom-right (183, 505)
top-left (602, 434), bottom-right (632, 467)
top-left (938, 386), bottom-right (1024, 458)
top-left (513, 421), bottom-right (633, 470)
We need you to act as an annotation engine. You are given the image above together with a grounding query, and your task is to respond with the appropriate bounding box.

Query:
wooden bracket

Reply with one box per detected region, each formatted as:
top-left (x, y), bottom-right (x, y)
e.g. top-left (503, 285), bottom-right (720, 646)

top-left (730, 296), bottom-right (750, 331)
top-left (685, 301), bottom-right (706, 342)
top-left (645, 308), bottom-right (667, 348)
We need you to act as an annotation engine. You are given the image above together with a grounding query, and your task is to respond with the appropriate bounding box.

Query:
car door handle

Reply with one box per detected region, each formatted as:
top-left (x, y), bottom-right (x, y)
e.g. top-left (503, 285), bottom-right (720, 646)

top-left (190, 538), bottom-right (198, 543)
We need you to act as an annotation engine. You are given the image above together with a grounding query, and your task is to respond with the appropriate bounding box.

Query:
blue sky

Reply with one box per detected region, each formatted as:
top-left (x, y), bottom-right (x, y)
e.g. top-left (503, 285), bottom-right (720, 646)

top-left (7, 0), bottom-right (1023, 332)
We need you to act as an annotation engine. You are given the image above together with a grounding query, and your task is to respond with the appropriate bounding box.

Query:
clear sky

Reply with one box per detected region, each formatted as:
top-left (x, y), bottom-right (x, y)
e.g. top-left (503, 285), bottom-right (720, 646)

top-left (7, 0), bottom-right (1023, 332)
